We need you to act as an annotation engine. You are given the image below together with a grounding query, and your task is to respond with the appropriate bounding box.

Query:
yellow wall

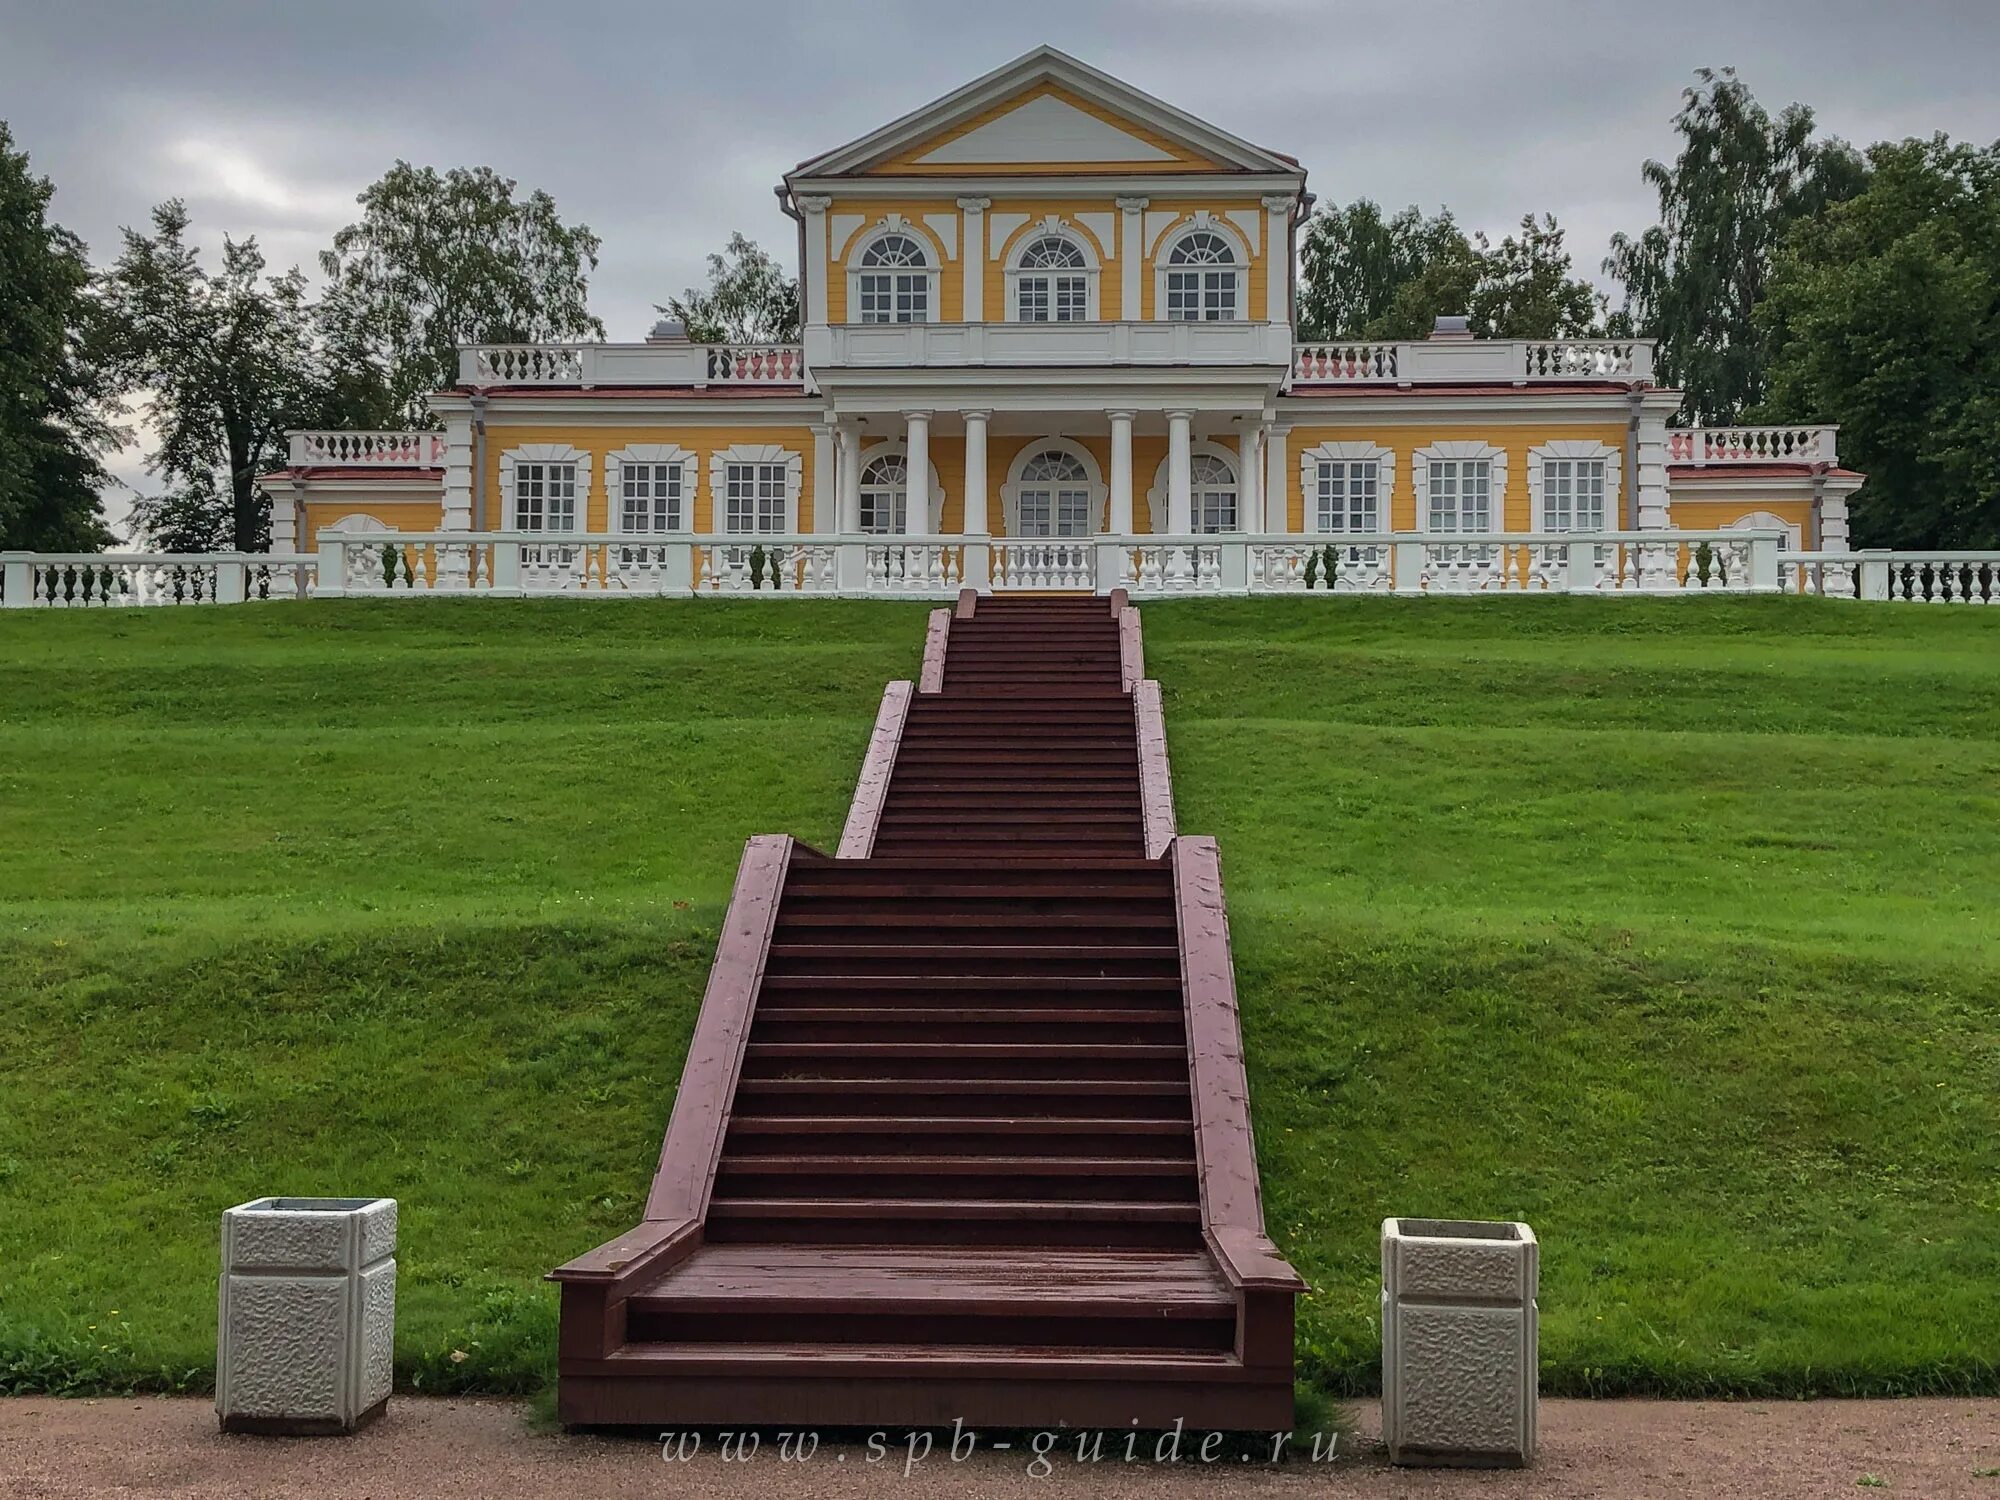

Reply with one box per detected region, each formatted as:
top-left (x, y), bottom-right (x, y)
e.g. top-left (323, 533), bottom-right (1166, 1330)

top-left (303, 498), bottom-right (443, 537)
top-left (985, 202), bottom-right (1120, 318)
top-left (827, 204), bottom-right (963, 324)
top-left (483, 425), bottom-right (821, 533)
top-left (1668, 497), bottom-right (1813, 533)
top-left (1277, 422), bottom-right (1630, 532)
top-left (1137, 202), bottom-right (1268, 322)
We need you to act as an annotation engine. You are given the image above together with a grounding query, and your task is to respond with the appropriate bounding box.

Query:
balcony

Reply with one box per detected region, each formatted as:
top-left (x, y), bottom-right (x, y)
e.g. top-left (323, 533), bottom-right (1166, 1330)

top-left (808, 320), bottom-right (1295, 372)
top-left (1666, 425), bottom-right (1838, 466)
top-left (457, 343), bottom-right (807, 388)
top-left (289, 431), bottom-right (446, 468)
top-left (1291, 338), bottom-right (1654, 385)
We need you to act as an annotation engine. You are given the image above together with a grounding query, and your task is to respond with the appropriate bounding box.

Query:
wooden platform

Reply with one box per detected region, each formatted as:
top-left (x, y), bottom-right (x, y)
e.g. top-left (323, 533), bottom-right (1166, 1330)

top-left (550, 595), bottom-right (1301, 1430)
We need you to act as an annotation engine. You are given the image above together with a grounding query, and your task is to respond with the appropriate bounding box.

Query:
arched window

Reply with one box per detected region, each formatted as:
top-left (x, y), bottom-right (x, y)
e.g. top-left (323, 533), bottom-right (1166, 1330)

top-left (856, 231), bottom-right (932, 324)
top-left (1163, 229), bottom-right (1241, 322)
top-left (1016, 450), bottom-right (1094, 537)
top-left (1014, 234), bottom-right (1089, 323)
top-left (1190, 453), bottom-right (1238, 533)
top-left (859, 453), bottom-right (908, 535)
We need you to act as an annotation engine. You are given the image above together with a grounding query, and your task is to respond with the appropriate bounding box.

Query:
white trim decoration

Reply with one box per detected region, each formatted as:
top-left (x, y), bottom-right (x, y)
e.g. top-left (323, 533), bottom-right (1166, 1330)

top-left (1526, 439), bottom-right (1620, 534)
top-left (1153, 214), bottom-right (1250, 323)
top-left (856, 440), bottom-right (948, 533)
top-left (606, 444), bottom-right (697, 536)
top-left (1301, 441), bottom-right (1396, 535)
top-left (708, 443), bottom-right (805, 535)
top-left (499, 442), bottom-right (591, 534)
top-left (846, 217), bottom-right (942, 325)
top-left (1145, 440), bottom-right (1241, 533)
top-left (1001, 437), bottom-right (1107, 537)
top-left (1725, 509), bottom-right (1802, 549)
top-left (1413, 440), bottom-right (1507, 534)
top-left (326, 513), bottom-right (392, 534)
top-left (1004, 217), bottom-right (1103, 323)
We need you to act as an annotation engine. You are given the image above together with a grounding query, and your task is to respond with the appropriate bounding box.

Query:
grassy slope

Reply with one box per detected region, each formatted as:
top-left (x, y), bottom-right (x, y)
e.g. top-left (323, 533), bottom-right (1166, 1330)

top-left (1, 596), bottom-right (1995, 1398)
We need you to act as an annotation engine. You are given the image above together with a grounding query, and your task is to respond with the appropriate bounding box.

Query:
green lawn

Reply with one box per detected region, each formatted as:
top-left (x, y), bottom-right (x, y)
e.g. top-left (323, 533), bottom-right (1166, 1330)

top-left (1, 596), bottom-right (1995, 1400)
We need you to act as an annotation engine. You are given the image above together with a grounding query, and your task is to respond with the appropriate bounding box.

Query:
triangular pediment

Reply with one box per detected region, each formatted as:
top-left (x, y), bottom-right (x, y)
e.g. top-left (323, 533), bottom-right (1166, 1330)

top-left (789, 47), bottom-right (1301, 182)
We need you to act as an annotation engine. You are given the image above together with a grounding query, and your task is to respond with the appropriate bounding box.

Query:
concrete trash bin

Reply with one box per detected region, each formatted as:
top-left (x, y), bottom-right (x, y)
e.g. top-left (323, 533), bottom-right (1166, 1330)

top-left (217, 1196), bottom-right (396, 1434)
top-left (1381, 1217), bottom-right (1537, 1467)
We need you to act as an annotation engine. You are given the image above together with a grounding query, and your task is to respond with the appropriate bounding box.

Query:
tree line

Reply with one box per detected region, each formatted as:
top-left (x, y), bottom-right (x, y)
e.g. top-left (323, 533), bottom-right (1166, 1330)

top-left (3, 69), bottom-right (1995, 553)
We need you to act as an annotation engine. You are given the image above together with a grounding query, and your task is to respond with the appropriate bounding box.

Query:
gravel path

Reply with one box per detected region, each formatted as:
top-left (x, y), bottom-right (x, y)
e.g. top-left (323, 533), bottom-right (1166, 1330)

top-left (2, 1396), bottom-right (1997, 1498)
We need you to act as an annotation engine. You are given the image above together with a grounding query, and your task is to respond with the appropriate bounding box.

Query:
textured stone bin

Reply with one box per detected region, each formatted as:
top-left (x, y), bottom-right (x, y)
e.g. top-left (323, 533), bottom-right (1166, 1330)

top-left (217, 1197), bottom-right (396, 1434)
top-left (1381, 1217), bottom-right (1538, 1467)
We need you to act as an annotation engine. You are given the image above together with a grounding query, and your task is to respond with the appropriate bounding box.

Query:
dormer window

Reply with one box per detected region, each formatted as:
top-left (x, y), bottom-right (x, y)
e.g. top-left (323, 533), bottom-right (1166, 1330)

top-left (1162, 228), bottom-right (1242, 321)
top-left (855, 231), bottom-right (933, 324)
top-left (1011, 234), bottom-right (1091, 322)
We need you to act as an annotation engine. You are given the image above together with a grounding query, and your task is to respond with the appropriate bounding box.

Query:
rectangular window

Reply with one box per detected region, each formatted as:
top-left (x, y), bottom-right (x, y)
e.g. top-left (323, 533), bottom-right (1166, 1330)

top-left (1541, 458), bottom-right (1606, 532)
top-left (1426, 458), bottom-right (1491, 533)
top-left (620, 462), bottom-right (682, 534)
top-left (513, 461), bottom-right (577, 532)
top-left (1315, 460), bottom-right (1380, 534)
top-left (859, 273), bottom-right (929, 324)
top-left (1166, 270), bottom-right (1239, 321)
top-left (725, 462), bottom-right (787, 534)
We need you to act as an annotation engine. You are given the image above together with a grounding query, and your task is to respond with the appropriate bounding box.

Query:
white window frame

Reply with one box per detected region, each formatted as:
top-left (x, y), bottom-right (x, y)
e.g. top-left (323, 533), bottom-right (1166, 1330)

top-left (500, 443), bottom-right (590, 534)
top-left (1413, 440), bottom-right (1507, 535)
top-left (855, 440), bottom-right (947, 534)
top-left (1301, 441), bottom-right (1395, 537)
top-left (606, 444), bottom-right (696, 536)
top-left (708, 443), bottom-right (803, 536)
top-left (1153, 217), bottom-right (1249, 323)
top-left (1144, 441), bottom-right (1242, 534)
top-left (1004, 219), bottom-right (1101, 323)
top-left (1000, 438), bottom-right (1106, 538)
top-left (1724, 509), bottom-right (1802, 550)
top-left (847, 220), bottom-right (939, 326)
top-left (1527, 439), bottom-right (1620, 534)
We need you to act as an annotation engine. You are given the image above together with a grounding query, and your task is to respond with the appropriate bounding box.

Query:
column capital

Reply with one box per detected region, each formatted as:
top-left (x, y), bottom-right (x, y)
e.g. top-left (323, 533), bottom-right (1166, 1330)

top-left (808, 420), bottom-right (833, 436)
top-left (955, 196), bottom-right (991, 213)
top-left (796, 194), bottom-right (832, 214)
top-left (959, 408), bottom-right (992, 424)
top-left (1105, 410), bottom-right (1137, 424)
top-left (1163, 408), bottom-right (1194, 423)
top-left (901, 408), bottom-right (933, 423)
top-left (1115, 195), bottom-right (1149, 213)
top-left (1260, 193), bottom-right (1297, 214)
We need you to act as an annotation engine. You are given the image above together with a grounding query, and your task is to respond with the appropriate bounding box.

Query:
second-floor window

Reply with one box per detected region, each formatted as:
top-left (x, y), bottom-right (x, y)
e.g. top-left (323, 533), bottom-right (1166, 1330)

top-left (1540, 457), bottom-right (1607, 532)
top-left (1427, 458), bottom-right (1492, 533)
top-left (724, 462), bottom-right (787, 534)
top-left (513, 461), bottom-right (578, 531)
top-left (857, 232), bottom-right (931, 324)
top-left (1164, 230), bottom-right (1240, 321)
top-left (859, 454), bottom-right (908, 534)
top-left (1015, 235), bottom-right (1089, 322)
top-left (620, 463), bottom-right (683, 533)
top-left (1315, 459), bottom-right (1380, 533)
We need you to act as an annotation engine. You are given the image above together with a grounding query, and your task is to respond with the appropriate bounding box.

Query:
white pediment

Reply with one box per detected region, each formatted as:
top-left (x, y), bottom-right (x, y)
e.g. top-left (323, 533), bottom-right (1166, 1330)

top-left (915, 93), bottom-right (1177, 166)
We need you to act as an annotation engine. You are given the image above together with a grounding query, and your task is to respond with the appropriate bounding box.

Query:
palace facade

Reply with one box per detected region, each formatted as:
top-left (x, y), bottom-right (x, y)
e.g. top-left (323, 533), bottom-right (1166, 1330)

top-left (262, 47), bottom-right (1862, 585)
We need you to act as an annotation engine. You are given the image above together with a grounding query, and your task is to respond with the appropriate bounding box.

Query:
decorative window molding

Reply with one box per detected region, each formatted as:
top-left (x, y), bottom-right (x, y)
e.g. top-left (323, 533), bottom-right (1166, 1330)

top-left (606, 443), bottom-right (696, 535)
top-left (709, 443), bottom-right (804, 535)
top-left (1145, 441), bottom-right (1241, 533)
top-left (1413, 440), bottom-right (1506, 533)
top-left (847, 217), bottom-right (940, 325)
top-left (326, 512), bottom-right (392, 534)
top-left (856, 440), bottom-right (947, 534)
top-left (1527, 439), bottom-right (1620, 533)
top-left (1301, 441), bottom-right (1395, 535)
top-left (1004, 217), bottom-right (1101, 323)
top-left (1001, 438), bottom-right (1106, 538)
top-left (1153, 214), bottom-right (1249, 322)
top-left (1725, 509), bottom-right (1801, 549)
top-left (500, 442), bottom-right (590, 533)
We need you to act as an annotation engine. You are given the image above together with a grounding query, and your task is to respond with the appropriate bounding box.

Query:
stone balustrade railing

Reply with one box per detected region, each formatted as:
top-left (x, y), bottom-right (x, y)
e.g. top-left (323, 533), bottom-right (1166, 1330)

top-left (289, 431), bottom-right (446, 467)
top-left (0, 552), bottom-right (316, 608)
top-left (1292, 338), bottom-right (1653, 384)
top-left (460, 343), bottom-right (807, 388)
top-left (1667, 426), bottom-right (1838, 466)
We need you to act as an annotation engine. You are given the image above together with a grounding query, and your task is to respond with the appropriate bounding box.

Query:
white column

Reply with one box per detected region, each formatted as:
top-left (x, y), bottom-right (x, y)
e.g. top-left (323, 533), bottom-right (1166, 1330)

top-left (1261, 195), bottom-right (1295, 323)
top-left (957, 198), bottom-right (990, 322)
top-left (1818, 486), bottom-right (1851, 553)
top-left (904, 411), bottom-right (931, 537)
top-left (270, 480), bottom-right (302, 553)
top-left (441, 412), bottom-right (474, 533)
top-left (962, 411), bottom-right (990, 534)
top-left (1635, 410), bottom-right (1671, 530)
top-left (810, 422), bottom-right (836, 534)
top-left (1166, 411), bottom-right (1193, 535)
top-left (1237, 425), bottom-right (1263, 533)
top-left (1108, 411), bottom-right (1135, 534)
top-left (1264, 423), bottom-right (1291, 535)
top-left (838, 420), bottom-right (863, 533)
top-left (1116, 196), bottom-right (1148, 321)
top-left (798, 196), bottom-right (831, 326)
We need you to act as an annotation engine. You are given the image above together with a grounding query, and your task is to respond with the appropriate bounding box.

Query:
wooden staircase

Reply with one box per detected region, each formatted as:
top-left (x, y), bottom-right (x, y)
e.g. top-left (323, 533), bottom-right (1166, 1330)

top-left (552, 594), bottom-right (1302, 1430)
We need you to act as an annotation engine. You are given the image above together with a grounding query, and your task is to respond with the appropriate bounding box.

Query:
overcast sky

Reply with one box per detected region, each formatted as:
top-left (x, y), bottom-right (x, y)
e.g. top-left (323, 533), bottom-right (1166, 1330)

top-left (5, 0), bottom-right (1998, 535)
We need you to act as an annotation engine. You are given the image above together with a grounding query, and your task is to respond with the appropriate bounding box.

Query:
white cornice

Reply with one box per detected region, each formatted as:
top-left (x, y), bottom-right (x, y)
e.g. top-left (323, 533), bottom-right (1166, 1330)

top-left (1280, 392), bottom-right (1642, 423)
top-left (787, 172), bottom-right (1305, 200)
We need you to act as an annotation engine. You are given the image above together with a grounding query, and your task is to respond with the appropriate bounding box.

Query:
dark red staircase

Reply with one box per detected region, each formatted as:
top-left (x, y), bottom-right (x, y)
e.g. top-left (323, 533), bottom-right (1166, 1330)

top-left (552, 596), bottom-right (1300, 1430)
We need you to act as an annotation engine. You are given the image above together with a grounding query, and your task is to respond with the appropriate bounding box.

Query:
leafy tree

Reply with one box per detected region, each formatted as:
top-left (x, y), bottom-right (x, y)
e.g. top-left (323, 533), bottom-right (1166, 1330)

top-left (662, 232), bottom-right (800, 343)
top-left (99, 200), bottom-right (324, 551)
top-left (1297, 202), bottom-right (1597, 340)
top-left (0, 121), bottom-right (115, 551)
top-left (1608, 68), bottom-right (1867, 423)
top-left (318, 163), bottom-right (605, 421)
top-left (1759, 137), bottom-right (2000, 548)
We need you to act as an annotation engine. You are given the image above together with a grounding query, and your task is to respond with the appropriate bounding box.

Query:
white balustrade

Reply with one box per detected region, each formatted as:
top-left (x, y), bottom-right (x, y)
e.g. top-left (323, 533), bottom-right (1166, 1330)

top-left (1665, 426), bottom-right (1837, 465)
top-left (992, 540), bottom-right (1095, 592)
top-left (460, 343), bottom-right (806, 388)
top-left (1292, 343), bottom-right (1398, 381)
top-left (1291, 339), bottom-right (1654, 384)
top-left (0, 553), bottom-right (316, 608)
top-left (1520, 340), bottom-right (1644, 378)
top-left (289, 431), bottom-right (446, 467)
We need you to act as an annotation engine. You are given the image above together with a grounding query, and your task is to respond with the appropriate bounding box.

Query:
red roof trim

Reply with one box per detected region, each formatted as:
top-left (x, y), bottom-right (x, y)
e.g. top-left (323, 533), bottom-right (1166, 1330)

top-left (257, 467), bottom-right (444, 482)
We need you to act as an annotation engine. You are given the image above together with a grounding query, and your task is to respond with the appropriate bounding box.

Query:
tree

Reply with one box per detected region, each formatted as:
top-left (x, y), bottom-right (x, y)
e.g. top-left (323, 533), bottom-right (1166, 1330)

top-left (318, 163), bottom-right (605, 421)
top-left (1759, 136), bottom-right (2000, 548)
top-left (1297, 202), bottom-right (1597, 340)
top-left (0, 121), bottom-right (115, 551)
top-left (662, 232), bottom-right (800, 344)
top-left (99, 200), bottom-right (324, 551)
top-left (1608, 68), bottom-right (1867, 424)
